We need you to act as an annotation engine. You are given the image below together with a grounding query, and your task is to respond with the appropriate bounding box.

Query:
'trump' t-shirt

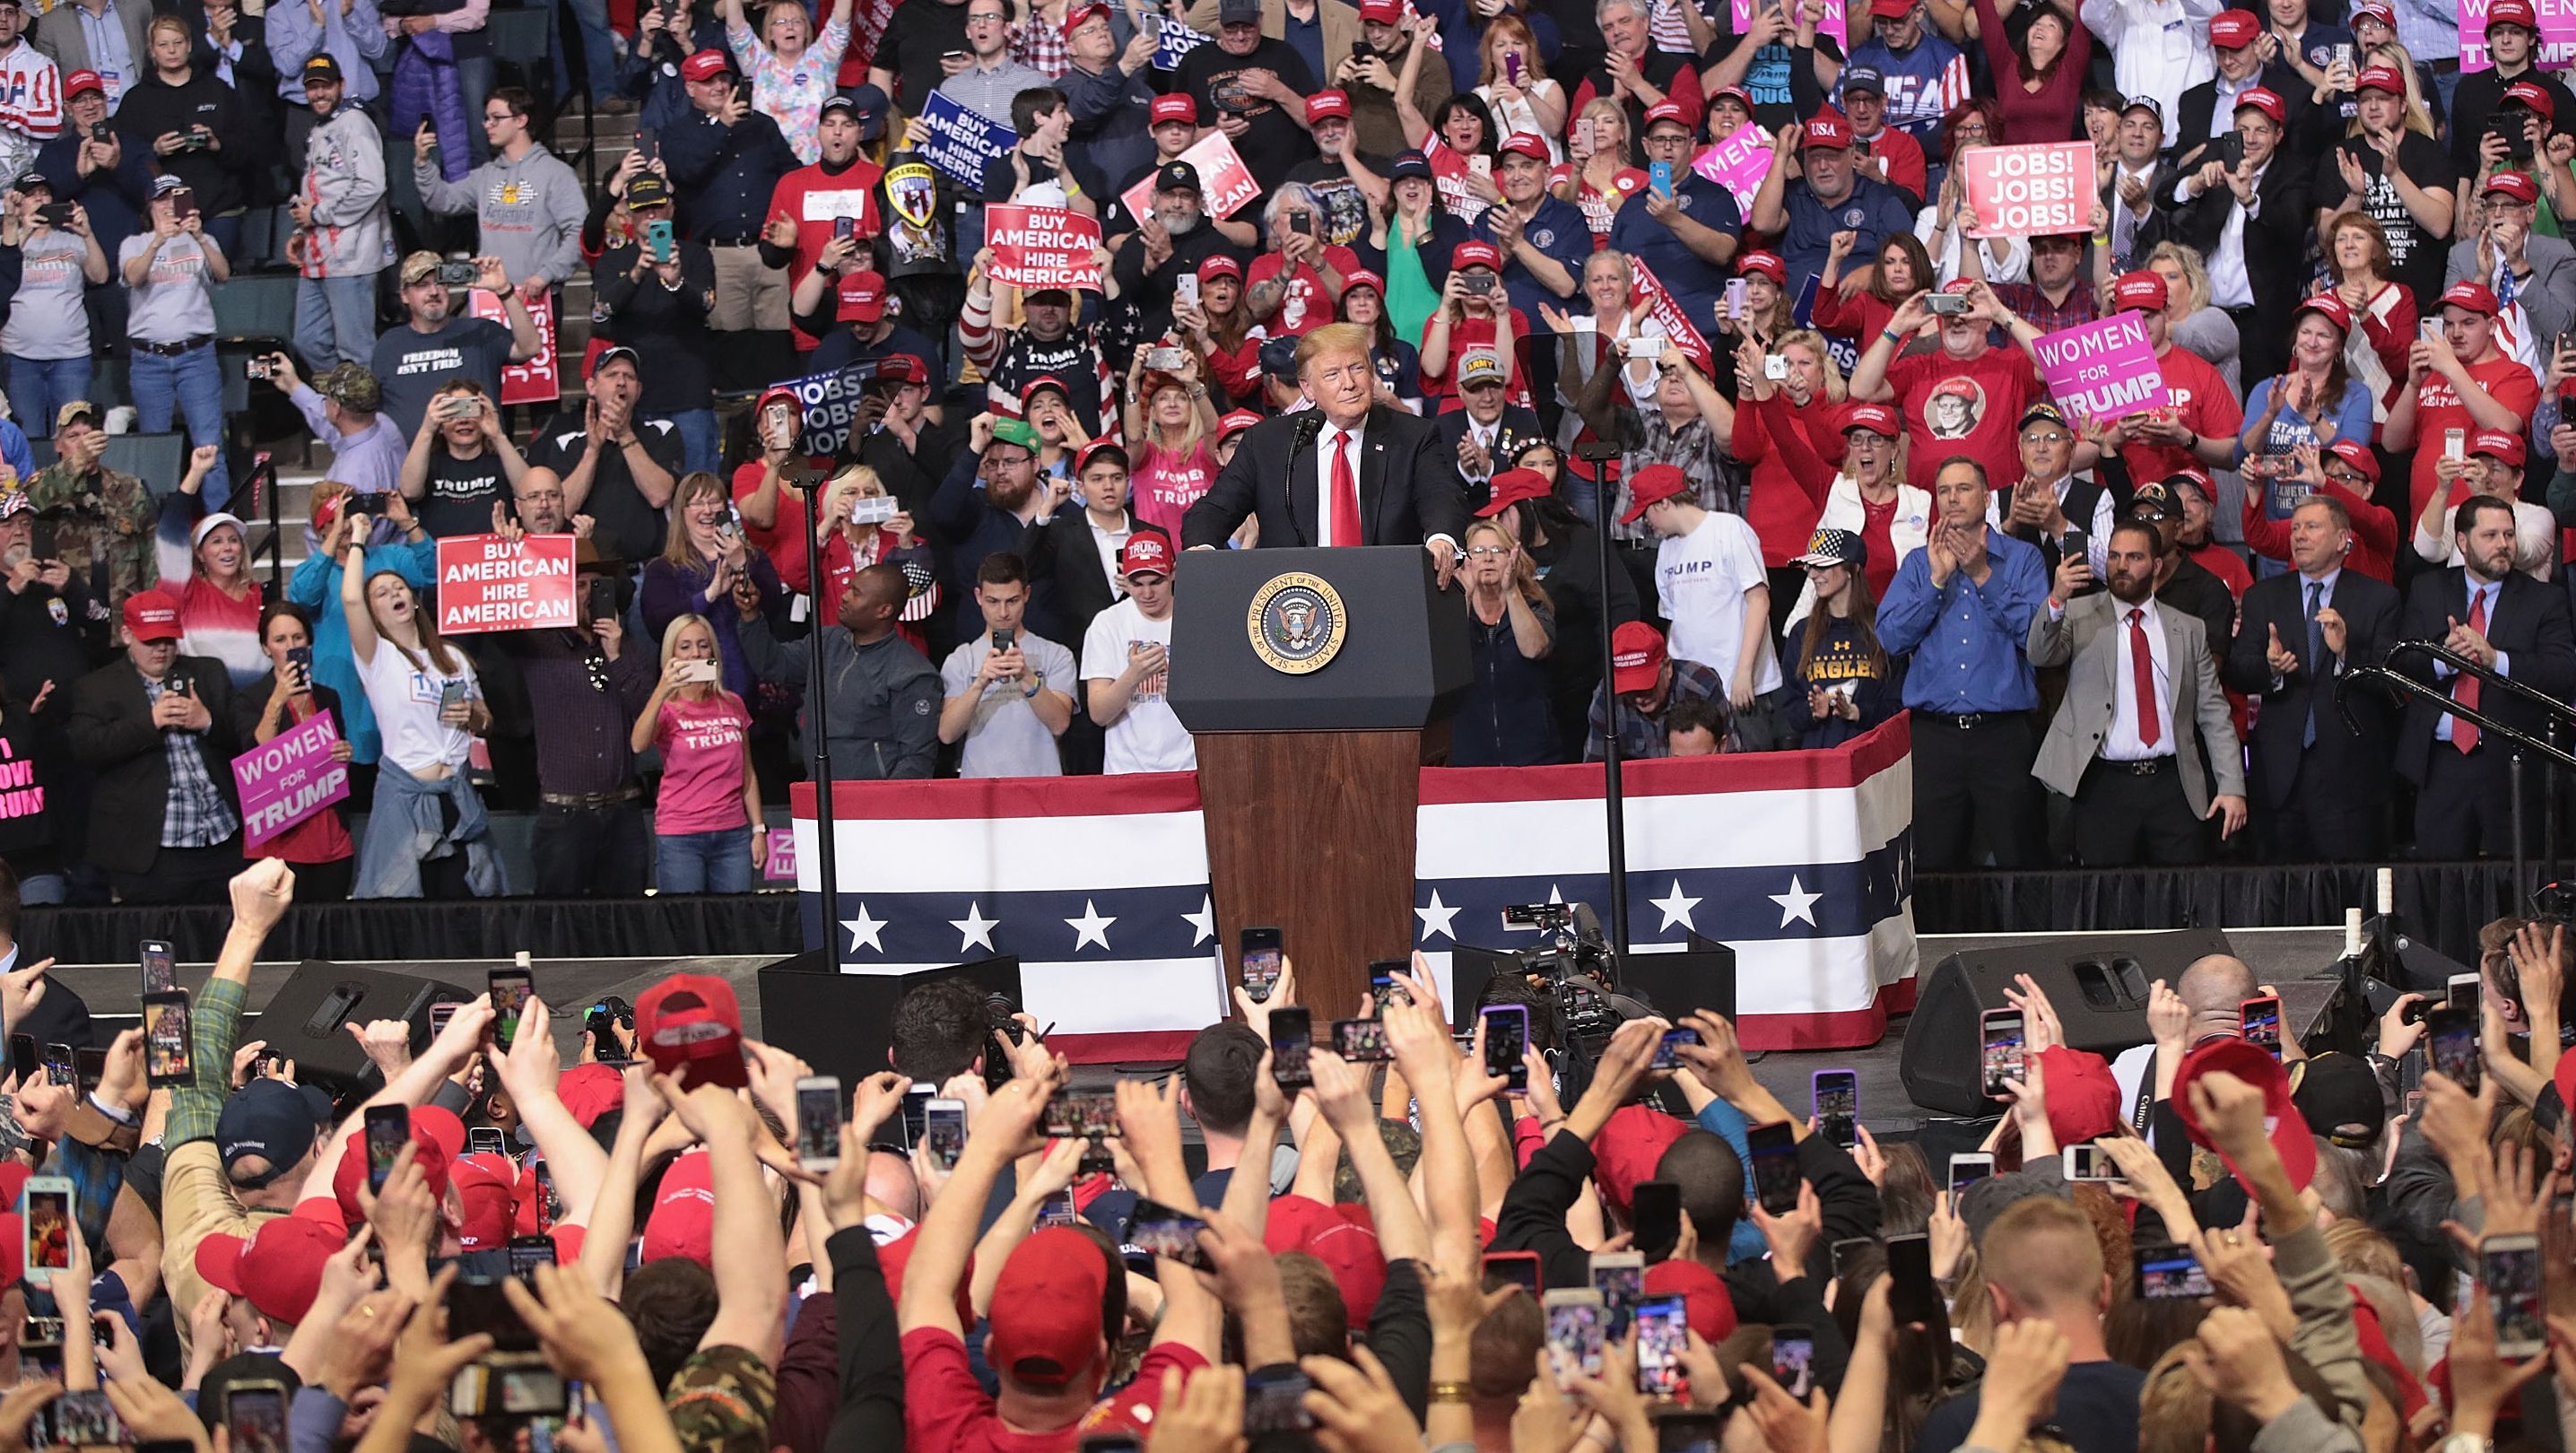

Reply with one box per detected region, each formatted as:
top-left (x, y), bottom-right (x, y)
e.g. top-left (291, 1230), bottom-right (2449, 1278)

top-left (1884, 346), bottom-right (2043, 492)
top-left (651, 691), bottom-right (754, 834)
top-left (415, 447), bottom-right (512, 540)
top-left (1082, 596), bottom-right (1195, 775)
top-left (1658, 509), bottom-right (1784, 692)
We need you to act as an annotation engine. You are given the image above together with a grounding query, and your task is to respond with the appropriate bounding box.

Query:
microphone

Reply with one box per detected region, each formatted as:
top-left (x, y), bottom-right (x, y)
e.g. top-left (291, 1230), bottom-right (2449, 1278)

top-left (1291, 412), bottom-right (1323, 454)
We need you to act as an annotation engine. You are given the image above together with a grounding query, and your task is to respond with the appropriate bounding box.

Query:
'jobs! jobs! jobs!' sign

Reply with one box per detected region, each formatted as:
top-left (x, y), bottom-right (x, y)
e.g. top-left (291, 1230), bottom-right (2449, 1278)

top-left (1960, 142), bottom-right (2094, 238)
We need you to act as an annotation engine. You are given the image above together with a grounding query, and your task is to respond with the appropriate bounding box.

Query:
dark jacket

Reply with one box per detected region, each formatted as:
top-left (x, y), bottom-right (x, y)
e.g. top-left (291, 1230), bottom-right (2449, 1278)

top-left (925, 450), bottom-right (1057, 641)
top-left (2393, 567), bottom-right (2576, 786)
top-left (1432, 402), bottom-right (1547, 504)
top-left (115, 68), bottom-right (256, 218)
top-left (2169, 152), bottom-right (2312, 339)
top-left (593, 239), bottom-right (718, 411)
top-left (34, 126), bottom-right (152, 271)
top-left (1014, 508), bottom-right (1125, 653)
top-left (1182, 405), bottom-right (1469, 551)
top-left (2221, 567), bottom-right (2402, 809)
top-left (660, 105), bottom-right (800, 243)
top-left (1526, 518), bottom-right (1641, 755)
top-left (64, 651), bottom-right (239, 874)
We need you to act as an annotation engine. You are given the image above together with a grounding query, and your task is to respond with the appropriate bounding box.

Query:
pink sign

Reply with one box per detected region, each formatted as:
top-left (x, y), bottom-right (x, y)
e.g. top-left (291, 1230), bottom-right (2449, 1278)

top-left (1118, 132), bottom-right (1262, 224)
top-left (985, 205), bottom-right (1105, 291)
top-left (1691, 125), bottom-right (1774, 217)
top-left (1959, 143), bottom-right (2093, 238)
top-left (2031, 314), bottom-right (2170, 423)
top-left (2462, 0), bottom-right (2576, 69)
top-left (764, 827), bottom-right (797, 883)
top-left (231, 714), bottom-right (351, 853)
top-left (469, 289), bottom-right (561, 406)
top-left (1629, 258), bottom-right (1715, 372)
top-left (437, 534), bottom-right (578, 634)
top-left (1727, 0), bottom-right (1845, 49)
top-left (0, 728), bottom-right (45, 828)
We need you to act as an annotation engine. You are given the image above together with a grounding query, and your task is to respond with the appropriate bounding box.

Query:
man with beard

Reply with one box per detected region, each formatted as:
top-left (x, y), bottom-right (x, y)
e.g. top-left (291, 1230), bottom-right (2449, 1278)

top-left (2123, 481), bottom-right (2237, 663)
top-left (507, 467), bottom-right (585, 539)
top-left (0, 486), bottom-right (101, 709)
top-left (25, 399), bottom-right (150, 613)
top-left (927, 414), bottom-right (1060, 641)
top-left (2030, 518), bottom-right (2247, 866)
top-left (2222, 494), bottom-right (2401, 861)
top-left (746, 561), bottom-right (943, 779)
top-left (368, 250), bottom-right (540, 442)
top-left (2395, 496), bottom-right (2576, 857)
top-left (527, 346), bottom-right (683, 565)
top-left (1109, 161), bottom-right (1242, 338)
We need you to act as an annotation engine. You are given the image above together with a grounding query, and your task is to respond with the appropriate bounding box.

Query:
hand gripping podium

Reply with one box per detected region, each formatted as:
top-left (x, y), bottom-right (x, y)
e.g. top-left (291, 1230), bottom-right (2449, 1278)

top-left (1169, 547), bottom-right (1469, 1020)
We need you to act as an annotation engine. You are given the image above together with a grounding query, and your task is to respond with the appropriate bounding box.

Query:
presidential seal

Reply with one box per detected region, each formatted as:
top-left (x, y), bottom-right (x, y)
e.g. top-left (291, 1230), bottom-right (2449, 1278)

top-left (1247, 571), bottom-right (1346, 674)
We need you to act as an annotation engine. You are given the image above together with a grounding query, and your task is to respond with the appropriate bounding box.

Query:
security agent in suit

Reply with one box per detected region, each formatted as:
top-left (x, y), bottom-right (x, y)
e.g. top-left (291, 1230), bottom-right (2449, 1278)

top-left (2395, 495), bottom-right (2576, 858)
top-left (1182, 321), bottom-right (1469, 579)
top-left (2028, 519), bottom-right (2250, 866)
top-left (62, 588), bottom-right (242, 903)
top-left (1432, 352), bottom-right (1545, 506)
top-left (2221, 490), bottom-right (2402, 861)
top-left (2171, 86), bottom-right (2314, 387)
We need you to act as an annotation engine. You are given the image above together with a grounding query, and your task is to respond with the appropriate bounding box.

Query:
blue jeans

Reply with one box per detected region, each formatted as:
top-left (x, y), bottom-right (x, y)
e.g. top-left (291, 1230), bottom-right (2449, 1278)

top-left (129, 344), bottom-right (231, 510)
top-left (554, 0), bottom-right (621, 104)
top-left (1563, 471), bottom-right (1598, 526)
top-left (657, 829), bottom-right (751, 893)
top-left (296, 274), bottom-right (379, 370)
top-left (7, 356), bottom-right (90, 439)
top-left (13, 873), bottom-right (63, 906)
top-left (656, 408), bottom-right (720, 475)
top-left (203, 213), bottom-right (243, 265)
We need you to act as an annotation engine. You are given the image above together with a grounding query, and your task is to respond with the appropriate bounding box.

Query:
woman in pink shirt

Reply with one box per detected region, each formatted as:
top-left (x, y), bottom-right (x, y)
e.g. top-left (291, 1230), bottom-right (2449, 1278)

top-left (1122, 352), bottom-right (1219, 542)
top-left (632, 614), bottom-right (765, 894)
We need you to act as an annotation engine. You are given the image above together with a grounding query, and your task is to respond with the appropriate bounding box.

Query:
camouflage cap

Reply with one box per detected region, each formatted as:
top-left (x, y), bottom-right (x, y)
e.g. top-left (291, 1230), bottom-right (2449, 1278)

top-left (317, 362), bottom-right (380, 413)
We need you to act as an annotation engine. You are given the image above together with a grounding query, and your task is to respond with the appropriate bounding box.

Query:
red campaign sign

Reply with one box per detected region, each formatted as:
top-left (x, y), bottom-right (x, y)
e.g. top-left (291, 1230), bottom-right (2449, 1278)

top-left (1628, 258), bottom-right (1714, 372)
top-left (436, 534), bottom-right (577, 634)
top-left (468, 289), bottom-right (561, 406)
top-left (1118, 132), bottom-right (1262, 224)
top-left (1959, 143), bottom-right (2094, 239)
top-left (985, 205), bottom-right (1105, 291)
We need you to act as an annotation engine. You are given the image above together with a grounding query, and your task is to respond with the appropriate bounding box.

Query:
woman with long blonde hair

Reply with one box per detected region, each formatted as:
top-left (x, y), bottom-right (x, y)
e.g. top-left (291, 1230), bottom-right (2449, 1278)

top-left (1125, 353), bottom-right (1220, 541)
top-left (631, 613), bottom-right (765, 893)
top-left (641, 471), bottom-right (788, 698)
top-left (1452, 515), bottom-right (1558, 766)
top-left (1553, 96), bottom-right (1644, 248)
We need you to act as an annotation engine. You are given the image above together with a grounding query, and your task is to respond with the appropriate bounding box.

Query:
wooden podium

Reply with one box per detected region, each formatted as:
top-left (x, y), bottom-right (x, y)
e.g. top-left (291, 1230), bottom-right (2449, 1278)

top-left (1169, 547), bottom-right (1469, 1021)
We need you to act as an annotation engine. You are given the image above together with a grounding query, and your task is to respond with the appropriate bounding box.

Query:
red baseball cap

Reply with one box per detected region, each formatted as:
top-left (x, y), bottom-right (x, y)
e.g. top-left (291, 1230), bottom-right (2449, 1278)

top-left (2326, 439), bottom-right (2380, 481)
top-left (451, 1152), bottom-right (519, 1250)
top-left (2441, 280), bottom-right (2501, 317)
top-left (2472, 428), bottom-right (2528, 465)
top-left (988, 1228), bottom-right (1110, 1383)
top-left (2293, 292), bottom-right (2354, 334)
top-left (1479, 466), bottom-right (1553, 517)
top-left (1618, 462), bottom-right (1690, 524)
top-left (1452, 239), bottom-right (1503, 271)
top-left (1500, 131), bottom-right (1552, 161)
top-left (1358, 0), bottom-right (1402, 19)
top-left (1061, 0), bottom-right (1109, 33)
top-left (634, 973), bottom-right (749, 1089)
top-left (327, 1106), bottom-right (459, 1228)
top-left (641, 1150), bottom-right (716, 1266)
top-left (555, 1062), bottom-right (625, 1128)
top-left (2113, 269), bottom-right (2168, 312)
top-left (2172, 1038), bottom-right (2319, 1192)
top-left (1151, 93), bottom-right (1197, 125)
top-left (2486, 170), bottom-right (2541, 204)
top-left (123, 589), bottom-right (181, 643)
top-left (196, 1207), bottom-right (345, 1326)
top-left (2491, 0), bottom-right (2539, 29)
top-left (1216, 409), bottom-right (1262, 443)
top-left (1118, 530), bottom-right (1173, 578)
top-left (2208, 8), bottom-right (2260, 45)
top-left (1709, 83), bottom-right (1754, 113)
top-left (2354, 64), bottom-right (2406, 94)
top-left (2036, 1047), bottom-right (2121, 1144)
top-left (681, 48), bottom-right (735, 81)
top-left (1305, 89), bottom-right (1352, 123)
top-left (875, 353), bottom-right (928, 385)
top-left (2232, 87), bottom-right (2286, 124)
top-left (1595, 1104), bottom-right (1688, 1221)
top-left (1197, 254), bottom-right (1243, 285)
top-left (63, 69), bottom-right (102, 98)
top-left (1737, 250), bottom-right (1786, 283)
top-left (2352, 0), bottom-right (2396, 20)
top-left (837, 269), bottom-right (887, 322)
top-left (1841, 402), bottom-right (1902, 438)
top-left (1608, 620), bottom-right (1667, 693)
top-left (1868, 0), bottom-right (1913, 17)
top-left (1264, 1195), bottom-right (1387, 1329)
top-left (1643, 1259), bottom-right (1739, 1343)
top-left (1803, 108), bottom-right (1853, 149)
top-left (2505, 78), bottom-right (2556, 117)
top-left (1341, 267), bottom-right (1385, 294)
top-left (1642, 100), bottom-right (1692, 132)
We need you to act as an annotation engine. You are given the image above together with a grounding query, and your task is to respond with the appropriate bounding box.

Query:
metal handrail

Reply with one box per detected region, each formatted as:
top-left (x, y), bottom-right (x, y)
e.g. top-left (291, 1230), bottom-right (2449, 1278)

top-left (2388, 639), bottom-right (2576, 733)
top-left (2337, 660), bottom-right (2576, 772)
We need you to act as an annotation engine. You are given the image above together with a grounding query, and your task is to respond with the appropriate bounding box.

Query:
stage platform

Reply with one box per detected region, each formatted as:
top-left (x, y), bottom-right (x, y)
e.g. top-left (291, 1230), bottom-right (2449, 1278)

top-left (26, 924), bottom-right (2351, 1135)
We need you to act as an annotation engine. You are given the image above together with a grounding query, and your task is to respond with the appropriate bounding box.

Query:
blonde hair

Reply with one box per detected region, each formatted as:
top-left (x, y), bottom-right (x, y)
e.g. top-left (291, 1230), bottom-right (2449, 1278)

top-left (1464, 518), bottom-right (1548, 611)
top-left (2142, 241), bottom-right (2213, 318)
top-left (1775, 327), bottom-right (1849, 403)
top-left (1293, 322), bottom-right (1377, 378)
top-left (821, 464), bottom-right (888, 533)
top-left (657, 613), bottom-right (728, 699)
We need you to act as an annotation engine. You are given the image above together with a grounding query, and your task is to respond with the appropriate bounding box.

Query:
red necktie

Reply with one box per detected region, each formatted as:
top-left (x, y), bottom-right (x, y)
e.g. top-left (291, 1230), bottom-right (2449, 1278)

top-left (2129, 607), bottom-right (2161, 749)
top-left (1328, 431), bottom-right (1361, 546)
top-left (2455, 588), bottom-right (2487, 753)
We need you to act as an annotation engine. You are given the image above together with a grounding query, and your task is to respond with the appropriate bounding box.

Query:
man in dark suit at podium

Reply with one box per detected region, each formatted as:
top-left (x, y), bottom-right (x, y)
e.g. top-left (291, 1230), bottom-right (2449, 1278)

top-left (1182, 323), bottom-right (1469, 584)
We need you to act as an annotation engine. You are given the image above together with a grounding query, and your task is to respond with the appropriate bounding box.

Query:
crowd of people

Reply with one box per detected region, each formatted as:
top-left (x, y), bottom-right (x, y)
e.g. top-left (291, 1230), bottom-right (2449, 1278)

top-left (3, 0), bottom-right (2576, 900)
top-left (0, 855), bottom-right (2556, 1453)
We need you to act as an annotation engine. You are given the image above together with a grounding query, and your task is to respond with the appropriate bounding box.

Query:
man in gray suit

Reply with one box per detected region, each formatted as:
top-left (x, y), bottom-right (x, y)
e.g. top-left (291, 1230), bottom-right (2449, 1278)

top-left (2028, 518), bottom-right (2249, 866)
top-left (32, 0), bottom-right (147, 113)
top-left (2446, 171), bottom-right (2576, 352)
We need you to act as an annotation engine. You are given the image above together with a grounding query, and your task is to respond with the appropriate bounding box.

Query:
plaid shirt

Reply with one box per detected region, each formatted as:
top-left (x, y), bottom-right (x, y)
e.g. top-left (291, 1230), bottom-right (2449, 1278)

top-left (1989, 280), bottom-right (2102, 339)
top-left (1611, 411), bottom-right (1733, 545)
top-left (166, 977), bottom-right (248, 1147)
top-left (1583, 659), bottom-right (1725, 761)
top-left (146, 676), bottom-right (238, 848)
top-left (1010, 19), bottom-right (1067, 77)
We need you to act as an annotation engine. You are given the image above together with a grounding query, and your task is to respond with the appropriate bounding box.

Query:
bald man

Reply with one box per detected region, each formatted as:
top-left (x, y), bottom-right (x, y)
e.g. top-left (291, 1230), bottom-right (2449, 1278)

top-left (741, 561), bottom-right (943, 779)
top-left (2108, 953), bottom-right (2259, 1135)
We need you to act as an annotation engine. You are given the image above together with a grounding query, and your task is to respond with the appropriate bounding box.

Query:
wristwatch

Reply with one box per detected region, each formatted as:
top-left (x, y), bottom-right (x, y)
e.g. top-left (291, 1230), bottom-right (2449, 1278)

top-left (2440, 1434), bottom-right (2494, 1453)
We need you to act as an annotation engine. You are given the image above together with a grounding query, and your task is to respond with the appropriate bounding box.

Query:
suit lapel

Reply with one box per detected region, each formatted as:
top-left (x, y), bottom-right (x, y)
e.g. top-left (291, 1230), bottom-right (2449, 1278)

top-left (2158, 607), bottom-right (2194, 737)
top-left (1289, 423), bottom-right (1319, 547)
top-left (1360, 408), bottom-right (1389, 545)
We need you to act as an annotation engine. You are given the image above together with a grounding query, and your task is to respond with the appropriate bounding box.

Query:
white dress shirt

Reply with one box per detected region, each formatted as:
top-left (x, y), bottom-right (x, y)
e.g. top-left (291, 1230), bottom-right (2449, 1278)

top-left (1314, 418), bottom-right (1367, 546)
top-left (2435, 576), bottom-right (2513, 744)
top-left (2104, 595), bottom-right (2176, 761)
top-left (2179, 156), bottom-right (2266, 309)
top-left (2081, 0), bottom-right (2221, 147)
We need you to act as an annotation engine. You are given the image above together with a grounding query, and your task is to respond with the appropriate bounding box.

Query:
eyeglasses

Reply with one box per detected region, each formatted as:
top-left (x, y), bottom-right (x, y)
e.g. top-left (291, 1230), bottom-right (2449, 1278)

top-left (1466, 544), bottom-right (1510, 558)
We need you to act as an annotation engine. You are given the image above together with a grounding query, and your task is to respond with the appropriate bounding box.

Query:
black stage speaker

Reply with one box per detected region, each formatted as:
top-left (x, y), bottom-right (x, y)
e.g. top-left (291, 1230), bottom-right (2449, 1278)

top-left (1623, 938), bottom-right (1736, 1024)
top-left (1898, 928), bottom-right (2233, 1116)
top-left (756, 953), bottom-right (1027, 1088)
top-left (248, 961), bottom-right (475, 1098)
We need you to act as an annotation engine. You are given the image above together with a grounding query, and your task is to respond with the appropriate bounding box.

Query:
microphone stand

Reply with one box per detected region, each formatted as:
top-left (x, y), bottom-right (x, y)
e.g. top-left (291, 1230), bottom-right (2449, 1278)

top-left (796, 468), bottom-right (839, 946)
top-left (1575, 439), bottom-right (1629, 955)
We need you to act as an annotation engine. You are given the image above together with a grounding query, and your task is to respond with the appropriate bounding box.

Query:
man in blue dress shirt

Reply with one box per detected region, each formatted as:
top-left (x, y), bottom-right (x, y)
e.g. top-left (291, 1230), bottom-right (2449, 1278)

top-left (1877, 456), bottom-right (2049, 868)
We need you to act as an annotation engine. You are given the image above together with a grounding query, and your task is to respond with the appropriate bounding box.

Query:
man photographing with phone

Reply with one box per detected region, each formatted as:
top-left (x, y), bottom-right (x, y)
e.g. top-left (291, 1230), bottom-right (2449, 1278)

top-left (939, 552), bottom-right (1075, 777)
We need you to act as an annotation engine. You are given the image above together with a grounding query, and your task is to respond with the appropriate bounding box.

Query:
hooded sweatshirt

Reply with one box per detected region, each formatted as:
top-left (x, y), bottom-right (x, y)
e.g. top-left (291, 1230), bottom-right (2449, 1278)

top-left (299, 100), bottom-right (392, 278)
top-left (413, 142), bottom-right (584, 289)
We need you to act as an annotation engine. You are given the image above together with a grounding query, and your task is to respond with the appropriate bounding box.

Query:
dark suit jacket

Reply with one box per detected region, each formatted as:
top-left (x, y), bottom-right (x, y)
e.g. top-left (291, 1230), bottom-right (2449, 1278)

top-left (2392, 569), bottom-right (2576, 787)
top-left (2170, 81), bottom-right (2320, 173)
top-left (2172, 155), bottom-right (2313, 330)
top-left (65, 653), bottom-right (239, 874)
top-left (2222, 567), bottom-right (2402, 808)
top-left (1182, 405), bottom-right (1469, 550)
top-left (1016, 509), bottom-right (1125, 653)
top-left (1430, 403), bottom-right (1547, 506)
